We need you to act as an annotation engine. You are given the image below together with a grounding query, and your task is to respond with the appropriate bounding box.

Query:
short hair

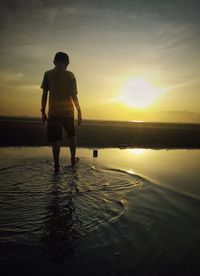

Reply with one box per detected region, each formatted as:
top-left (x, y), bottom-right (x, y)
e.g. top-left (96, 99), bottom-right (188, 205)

top-left (53, 52), bottom-right (69, 64)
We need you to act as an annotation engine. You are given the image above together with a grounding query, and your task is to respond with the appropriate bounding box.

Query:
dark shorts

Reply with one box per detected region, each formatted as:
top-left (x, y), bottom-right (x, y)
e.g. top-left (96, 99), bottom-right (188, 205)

top-left (47, 117), bottom-right (75, 142)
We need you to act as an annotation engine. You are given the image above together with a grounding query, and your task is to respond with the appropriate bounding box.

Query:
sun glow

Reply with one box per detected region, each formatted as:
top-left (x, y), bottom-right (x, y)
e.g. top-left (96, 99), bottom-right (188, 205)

top-left (128, 148), bottom-right (145, 155)
top-left (119, 77), bottom-right (162, 108)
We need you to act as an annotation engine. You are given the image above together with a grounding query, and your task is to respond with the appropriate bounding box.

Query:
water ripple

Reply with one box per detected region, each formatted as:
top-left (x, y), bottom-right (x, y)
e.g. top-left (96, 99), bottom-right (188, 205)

top-left (1, 157), bottom-right (199, 275)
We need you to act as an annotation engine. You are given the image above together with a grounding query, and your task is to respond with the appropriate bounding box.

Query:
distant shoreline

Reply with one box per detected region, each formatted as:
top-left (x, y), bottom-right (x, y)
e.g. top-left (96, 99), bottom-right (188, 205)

top-left (0, 115), bottom-right (200, 126)
top-left (0, 117), bottom-right (200, 149)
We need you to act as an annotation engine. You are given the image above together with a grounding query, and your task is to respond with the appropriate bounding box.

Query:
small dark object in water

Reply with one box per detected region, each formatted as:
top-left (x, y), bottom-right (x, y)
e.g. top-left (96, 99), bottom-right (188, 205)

top-left (93, 150), bottom-right (98, 158)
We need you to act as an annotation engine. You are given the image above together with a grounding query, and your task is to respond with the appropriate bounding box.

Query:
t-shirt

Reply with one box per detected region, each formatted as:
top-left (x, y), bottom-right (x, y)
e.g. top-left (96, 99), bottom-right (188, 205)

top-left (40, 67), bottom-right (78, 118)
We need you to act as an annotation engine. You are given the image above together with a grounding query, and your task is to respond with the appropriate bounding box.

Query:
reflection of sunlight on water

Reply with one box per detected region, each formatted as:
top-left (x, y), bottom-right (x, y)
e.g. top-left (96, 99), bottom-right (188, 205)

top-left (127, 169), bottom-right (137, 175)
top-left (127, 148), bottom-right (145, 155)
top-left (130, 120), bottom-right (145, 123)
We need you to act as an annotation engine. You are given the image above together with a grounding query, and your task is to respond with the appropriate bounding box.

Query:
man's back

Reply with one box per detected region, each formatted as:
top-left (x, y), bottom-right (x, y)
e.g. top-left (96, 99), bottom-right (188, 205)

top-left (41, 67), bottom-right (78, 118)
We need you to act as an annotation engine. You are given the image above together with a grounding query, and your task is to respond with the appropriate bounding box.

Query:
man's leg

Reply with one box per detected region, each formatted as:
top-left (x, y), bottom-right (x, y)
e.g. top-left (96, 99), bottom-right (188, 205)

top-left (69, 136), bottom-right (76, 167)
top-left (64, 117), bottom-right (78, 167)
top-left (52, 140), bottom-right (61, 172)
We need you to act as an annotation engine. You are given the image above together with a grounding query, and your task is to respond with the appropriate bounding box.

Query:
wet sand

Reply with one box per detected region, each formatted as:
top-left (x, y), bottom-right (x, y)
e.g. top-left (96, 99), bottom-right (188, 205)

top-left (0, 116), bottom-right (200, 148)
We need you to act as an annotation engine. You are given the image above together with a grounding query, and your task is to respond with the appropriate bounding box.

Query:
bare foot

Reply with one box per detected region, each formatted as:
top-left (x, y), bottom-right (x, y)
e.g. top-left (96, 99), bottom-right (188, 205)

top-left (54, 164), bottom-right (60, 174)
top-left (71, 157), bottom-right (79, 168)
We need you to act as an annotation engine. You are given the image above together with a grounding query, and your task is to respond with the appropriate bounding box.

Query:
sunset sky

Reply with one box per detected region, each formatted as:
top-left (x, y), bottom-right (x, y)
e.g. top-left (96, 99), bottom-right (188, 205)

top-left (0, 0), bottom-right (200, 122)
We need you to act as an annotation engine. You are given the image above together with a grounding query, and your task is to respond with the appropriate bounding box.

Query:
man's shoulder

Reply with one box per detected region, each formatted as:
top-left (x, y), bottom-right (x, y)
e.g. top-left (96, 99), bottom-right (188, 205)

top-left (44, 68), bottom-right (55, 76)
top-left (66, 70), bottom-right (76, 79)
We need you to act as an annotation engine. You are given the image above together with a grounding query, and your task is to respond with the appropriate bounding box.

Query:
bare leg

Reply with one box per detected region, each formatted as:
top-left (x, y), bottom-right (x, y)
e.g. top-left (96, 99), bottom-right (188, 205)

top-left (52, 140), bottom-right (61, 172)
top-left (69, 136), bottom-right (76, 167)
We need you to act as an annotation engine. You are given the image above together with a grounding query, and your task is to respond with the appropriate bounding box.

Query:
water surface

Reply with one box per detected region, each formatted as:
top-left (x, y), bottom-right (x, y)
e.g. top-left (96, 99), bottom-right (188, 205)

top-left (0, 147), bottom-right (200, 275)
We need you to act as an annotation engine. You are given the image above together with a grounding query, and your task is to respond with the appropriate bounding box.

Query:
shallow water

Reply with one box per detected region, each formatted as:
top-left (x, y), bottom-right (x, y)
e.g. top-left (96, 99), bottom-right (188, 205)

top-left (0, 147), bottom-right (200, 276)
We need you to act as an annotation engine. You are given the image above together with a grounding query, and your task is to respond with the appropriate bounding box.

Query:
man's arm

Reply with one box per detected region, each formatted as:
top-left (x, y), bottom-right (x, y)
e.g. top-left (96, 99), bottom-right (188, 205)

top-left (40, 71), bottom-right (49, 124)
top-left (71, 94), bottom-right (82, 125)
top-left (41, 90), bottom-right (48, 124)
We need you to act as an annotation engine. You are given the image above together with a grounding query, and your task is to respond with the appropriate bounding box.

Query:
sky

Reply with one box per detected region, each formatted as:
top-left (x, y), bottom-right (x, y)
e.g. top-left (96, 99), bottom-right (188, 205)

top-left (0, 0), bottom-right (200, 122)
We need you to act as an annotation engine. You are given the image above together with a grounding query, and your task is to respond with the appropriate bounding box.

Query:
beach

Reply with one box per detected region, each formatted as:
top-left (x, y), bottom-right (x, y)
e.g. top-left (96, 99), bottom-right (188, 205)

top-left (0, 147), bottom-right (200, 275)
top-left (1, 117), bottom-right (200, 276)
top-left (0, 117), bottom-right (200, 148)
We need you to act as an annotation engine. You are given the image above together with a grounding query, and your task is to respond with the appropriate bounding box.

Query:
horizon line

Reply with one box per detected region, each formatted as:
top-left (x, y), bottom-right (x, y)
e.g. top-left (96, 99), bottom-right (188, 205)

top-left (0, 115), bottom-right (200, 125)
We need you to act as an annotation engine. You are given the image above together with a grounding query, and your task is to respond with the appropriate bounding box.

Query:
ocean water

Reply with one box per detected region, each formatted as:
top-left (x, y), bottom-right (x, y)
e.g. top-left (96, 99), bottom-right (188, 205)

top-left (0, 147), bottom-right (200, 276)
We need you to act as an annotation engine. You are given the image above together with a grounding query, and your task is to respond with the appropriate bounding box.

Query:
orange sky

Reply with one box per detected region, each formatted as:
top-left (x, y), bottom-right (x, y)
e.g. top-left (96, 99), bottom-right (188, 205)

top-left (0, 1), bottom-right (200, 122)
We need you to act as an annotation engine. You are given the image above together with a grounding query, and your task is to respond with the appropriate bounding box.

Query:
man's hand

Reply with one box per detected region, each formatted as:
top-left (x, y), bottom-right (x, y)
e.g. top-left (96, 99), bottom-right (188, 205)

top-left (77, 110), bottom-right (82, 125)
top-left (41, 111), bottom-right (48, 124)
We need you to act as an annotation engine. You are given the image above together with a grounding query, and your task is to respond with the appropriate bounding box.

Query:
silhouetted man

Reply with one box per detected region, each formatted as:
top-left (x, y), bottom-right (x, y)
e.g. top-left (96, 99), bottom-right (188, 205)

top-left (40, 52), bottom-right (82, 172)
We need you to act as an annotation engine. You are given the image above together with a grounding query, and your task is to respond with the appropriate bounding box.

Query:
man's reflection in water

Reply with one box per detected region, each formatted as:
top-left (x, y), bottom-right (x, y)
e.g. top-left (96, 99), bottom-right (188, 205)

top-left (41, 170), bottom-right (81, 264)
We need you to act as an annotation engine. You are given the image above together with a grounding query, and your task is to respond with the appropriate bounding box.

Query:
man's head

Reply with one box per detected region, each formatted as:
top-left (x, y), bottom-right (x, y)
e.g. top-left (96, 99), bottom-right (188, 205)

top-left (53, 52), bottom-right (69, 68)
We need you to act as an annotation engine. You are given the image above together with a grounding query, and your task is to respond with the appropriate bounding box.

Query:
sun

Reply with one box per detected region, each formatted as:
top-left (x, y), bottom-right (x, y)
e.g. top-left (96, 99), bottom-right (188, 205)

top-left (119, 77), bottom-right (161, 108)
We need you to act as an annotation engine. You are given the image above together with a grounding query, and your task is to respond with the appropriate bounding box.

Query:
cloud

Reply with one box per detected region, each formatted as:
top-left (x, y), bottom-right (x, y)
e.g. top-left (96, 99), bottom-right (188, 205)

top-left (18, 84), bottom-right (41, 92)
top-left (162, 79), bottom-right (200, 93)
top-left (0, 70), bottom-right (40, 93)
top-left (17, 84), bottom-right (40, 92)
top-left (0, 70), bottom-right (24, 82)
top-left (158, 110), bottom-right (200, 117)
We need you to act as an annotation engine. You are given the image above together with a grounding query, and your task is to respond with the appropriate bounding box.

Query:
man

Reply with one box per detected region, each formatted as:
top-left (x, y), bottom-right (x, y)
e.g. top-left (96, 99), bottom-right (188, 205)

top-left (40, 52), bottom-right (82, 172)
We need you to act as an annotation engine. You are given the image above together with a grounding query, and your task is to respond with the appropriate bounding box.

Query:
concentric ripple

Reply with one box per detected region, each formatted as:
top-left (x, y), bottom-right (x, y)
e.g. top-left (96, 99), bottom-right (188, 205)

top-left (1, 151), bottom-right (200, 276)
top-left (0, 159), bottom-right (145, 259)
